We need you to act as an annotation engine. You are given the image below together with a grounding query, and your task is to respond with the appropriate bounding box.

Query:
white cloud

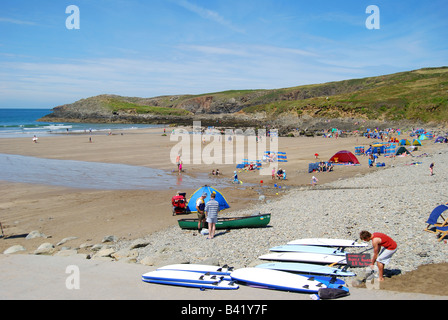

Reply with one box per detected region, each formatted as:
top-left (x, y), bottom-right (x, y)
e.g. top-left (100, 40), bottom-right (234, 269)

top-left (0, 17), bottom-right (36, 26)
top-left (175, 0), bottom-right (246, 34)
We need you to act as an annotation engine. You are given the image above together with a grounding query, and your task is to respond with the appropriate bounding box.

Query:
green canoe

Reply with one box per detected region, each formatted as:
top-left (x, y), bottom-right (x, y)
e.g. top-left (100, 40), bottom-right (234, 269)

top-left (178, 213), bottom-right (271, 230)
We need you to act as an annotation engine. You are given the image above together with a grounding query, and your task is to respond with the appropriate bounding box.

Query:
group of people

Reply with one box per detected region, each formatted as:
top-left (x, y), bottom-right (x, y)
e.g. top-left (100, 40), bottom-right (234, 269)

top-left (271, 167), bottom-right (286, 180)
top-left (195, 192), bottom-right (220, 239)
top-left (317, 161), bottom-right (334, 172)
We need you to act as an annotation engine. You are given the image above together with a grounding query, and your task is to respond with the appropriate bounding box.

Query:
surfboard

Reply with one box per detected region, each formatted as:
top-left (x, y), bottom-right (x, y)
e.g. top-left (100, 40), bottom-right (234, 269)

top-left (142, 278), bottom-right (239, 290)
top-left (287, 238), bottom-right (367, 247)
top-left (142, 270), bottom-right (231, 284)
top-left (255, 262), bottom-right (356, 277)
top-left (259, 252), bottom-right (347, 265)
top-left (156, 264), bottom-right (234, 275)
top-left (230, 268), bottom-right (327, 293)
top-left (270, 244), bottom-right (345, 255)
top-left (297, 274), bottom-right (346, 286)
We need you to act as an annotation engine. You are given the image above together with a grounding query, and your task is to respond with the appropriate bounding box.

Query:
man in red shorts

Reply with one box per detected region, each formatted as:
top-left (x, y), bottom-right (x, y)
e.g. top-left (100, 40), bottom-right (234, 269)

top-left (360, 231), bottom-right (397, 281)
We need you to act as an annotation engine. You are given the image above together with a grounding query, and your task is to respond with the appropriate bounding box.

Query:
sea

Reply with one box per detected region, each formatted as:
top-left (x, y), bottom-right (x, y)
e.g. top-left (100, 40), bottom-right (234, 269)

top-left (0, 108), bottom-right (222, 190)
top-left (0, 108), bottom-right (159, 138)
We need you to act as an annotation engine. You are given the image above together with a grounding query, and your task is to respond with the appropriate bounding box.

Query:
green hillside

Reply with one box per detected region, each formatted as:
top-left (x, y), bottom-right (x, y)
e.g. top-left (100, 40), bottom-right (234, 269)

top-left (242, 67), bottom-right (448, 122)
top-left (44, 67), bottom-right (448, 126)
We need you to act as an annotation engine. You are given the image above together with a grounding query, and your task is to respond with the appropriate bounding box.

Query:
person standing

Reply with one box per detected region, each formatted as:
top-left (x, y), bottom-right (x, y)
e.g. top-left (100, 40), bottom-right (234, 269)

top-left (430, 162), bottom-right (434, 176)
top-left (359, 231), bottom-right (397, 281)
top-left (196, 192), bottom-right (207, 231)
top-left (204, 192), bottom-right (220, 239)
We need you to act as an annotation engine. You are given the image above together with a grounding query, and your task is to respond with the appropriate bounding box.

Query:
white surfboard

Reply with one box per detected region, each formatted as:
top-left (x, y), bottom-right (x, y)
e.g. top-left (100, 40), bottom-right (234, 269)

top-left (157, 264), bottom-right (234, 275)
top-left (287, 238), bottom-right (367, 247)
top-left (270, 245), bottom-right (345, 255)
top-left (142, 270), bottom-right (231, 284)
top-left (230, 268), bottom-right (326, 293)
top-left (256, 262), bottom-right (356, 277)
top-left (259, 252), bottom-right (347, 265)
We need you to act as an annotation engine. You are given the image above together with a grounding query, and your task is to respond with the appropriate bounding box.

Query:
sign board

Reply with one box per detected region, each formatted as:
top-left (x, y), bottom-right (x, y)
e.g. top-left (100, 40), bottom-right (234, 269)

top-left (345, 253), bottom-right (371, 267)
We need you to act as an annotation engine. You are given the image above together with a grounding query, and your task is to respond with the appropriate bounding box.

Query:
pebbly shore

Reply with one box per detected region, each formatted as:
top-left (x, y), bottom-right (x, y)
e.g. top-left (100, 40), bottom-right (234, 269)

top-left (111, 145), bottom-right (448, 274)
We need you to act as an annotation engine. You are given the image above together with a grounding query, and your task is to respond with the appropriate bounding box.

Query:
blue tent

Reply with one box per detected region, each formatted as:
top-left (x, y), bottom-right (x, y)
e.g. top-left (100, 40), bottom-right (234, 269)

top-left (186, 185), bottom-right (230, 213)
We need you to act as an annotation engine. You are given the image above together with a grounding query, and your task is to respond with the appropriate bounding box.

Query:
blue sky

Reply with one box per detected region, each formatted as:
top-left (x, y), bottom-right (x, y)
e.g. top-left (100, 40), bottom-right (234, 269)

top-left (0, 0), bottom-right (447, 108)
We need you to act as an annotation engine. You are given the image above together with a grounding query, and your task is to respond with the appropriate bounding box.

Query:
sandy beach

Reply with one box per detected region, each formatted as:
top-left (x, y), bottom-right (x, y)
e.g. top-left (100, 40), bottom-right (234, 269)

top-left (0, 127), bottom-right (378, 249)
top-left (1, 126), bottom-right (447, 298)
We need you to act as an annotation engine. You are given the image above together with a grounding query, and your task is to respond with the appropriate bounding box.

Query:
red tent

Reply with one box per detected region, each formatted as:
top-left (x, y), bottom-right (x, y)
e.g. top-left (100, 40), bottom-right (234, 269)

top-left (329, 150), bottom-right (360, 164)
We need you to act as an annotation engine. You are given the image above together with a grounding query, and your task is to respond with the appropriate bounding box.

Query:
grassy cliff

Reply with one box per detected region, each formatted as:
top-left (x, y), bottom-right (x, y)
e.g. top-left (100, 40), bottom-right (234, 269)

top-left (42, 67), bottom-right (448, 125)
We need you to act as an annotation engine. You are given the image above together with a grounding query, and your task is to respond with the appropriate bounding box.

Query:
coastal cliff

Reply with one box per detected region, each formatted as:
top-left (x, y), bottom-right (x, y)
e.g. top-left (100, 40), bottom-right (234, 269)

top-left (40, 67), bottom-right (448, 131)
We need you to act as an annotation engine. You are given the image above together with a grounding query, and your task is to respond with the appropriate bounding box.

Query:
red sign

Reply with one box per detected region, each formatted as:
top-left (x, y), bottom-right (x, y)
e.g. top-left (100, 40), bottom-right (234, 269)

top-left (346, 253), bottom-right (371, 267)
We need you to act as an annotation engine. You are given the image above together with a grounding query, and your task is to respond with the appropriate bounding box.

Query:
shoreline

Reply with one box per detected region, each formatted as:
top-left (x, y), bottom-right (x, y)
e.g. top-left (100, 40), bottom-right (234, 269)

top-left (1, 126), bottom-right (447, 297)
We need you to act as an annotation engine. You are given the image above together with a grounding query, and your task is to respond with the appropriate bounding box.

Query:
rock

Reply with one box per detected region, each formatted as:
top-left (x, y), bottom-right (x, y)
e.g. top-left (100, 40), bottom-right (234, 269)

top-left (102, 235), bottom-right (117, 243)
top-left (56, 237), bottom-right (78, 246)
top-left (26, 230), bottom-right (47, 240)
top-left (91, 244), bottom-right (104, 251)
top-left (3, 245), bottom-right (26, 254)
top-left (129, 239), bottom-right (150, 249)
top-left (34, 243), bottom-right (55, 255)
top-left (93, 248), bottom-right (115, 258)
top-left (111, 249), bottom-right (138, 260)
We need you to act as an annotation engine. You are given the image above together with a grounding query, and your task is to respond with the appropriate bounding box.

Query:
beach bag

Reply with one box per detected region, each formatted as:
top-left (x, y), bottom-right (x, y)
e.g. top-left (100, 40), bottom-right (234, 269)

top-left (317, 288), bottom-right (350, 300)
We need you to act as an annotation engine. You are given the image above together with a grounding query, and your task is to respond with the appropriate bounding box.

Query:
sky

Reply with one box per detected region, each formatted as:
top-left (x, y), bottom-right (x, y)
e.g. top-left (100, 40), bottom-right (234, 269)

top-left (0, 0), bottom-right (447, 109)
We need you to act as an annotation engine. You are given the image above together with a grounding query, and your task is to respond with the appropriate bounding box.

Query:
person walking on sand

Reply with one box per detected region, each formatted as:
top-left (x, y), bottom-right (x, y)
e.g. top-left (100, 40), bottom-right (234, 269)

top-left (205, 192), bottom-right (220, 239)
top-left (311, 175), bottom-right (318, 186)
top-left (196, 192), bottom-right (207, 231)
top-left (359, 231), bottom-right (397, 281)
top-left (430, 162), bottom-right (434, 176)
top-left (176, 154), bottom-right (181, 171)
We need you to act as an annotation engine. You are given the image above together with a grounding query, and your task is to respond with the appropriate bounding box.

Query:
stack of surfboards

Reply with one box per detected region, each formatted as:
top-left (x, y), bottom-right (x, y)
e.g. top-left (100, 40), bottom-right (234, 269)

top-left (141, 239), bottom-right (363, 294)
top-left (141, 264), bottom-right (347, 294)
top-left (256, 238), bottom-right (367, 277)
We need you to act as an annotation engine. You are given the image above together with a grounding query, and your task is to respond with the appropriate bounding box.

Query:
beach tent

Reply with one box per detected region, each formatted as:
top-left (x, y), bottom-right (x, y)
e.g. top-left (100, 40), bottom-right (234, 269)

top-left (412, 139), bottom-right (422, 146)
top-left (329, 150), bottom-right (360, 164)
top-left (186, 185), bottom-right (230, 213)
top-left (395, 146), bottom-right (411, 156)
top-left (418, 134), bottom-right (428, 140)
top-left (399, 139), bottom-right (411, 146)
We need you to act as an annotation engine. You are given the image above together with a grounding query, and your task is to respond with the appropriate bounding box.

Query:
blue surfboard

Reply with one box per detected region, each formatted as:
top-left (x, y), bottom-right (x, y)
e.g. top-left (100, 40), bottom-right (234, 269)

top-left (142, 278), bottom-right (239, 290)
top-left (300, 275), bottom-right (346, 286)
